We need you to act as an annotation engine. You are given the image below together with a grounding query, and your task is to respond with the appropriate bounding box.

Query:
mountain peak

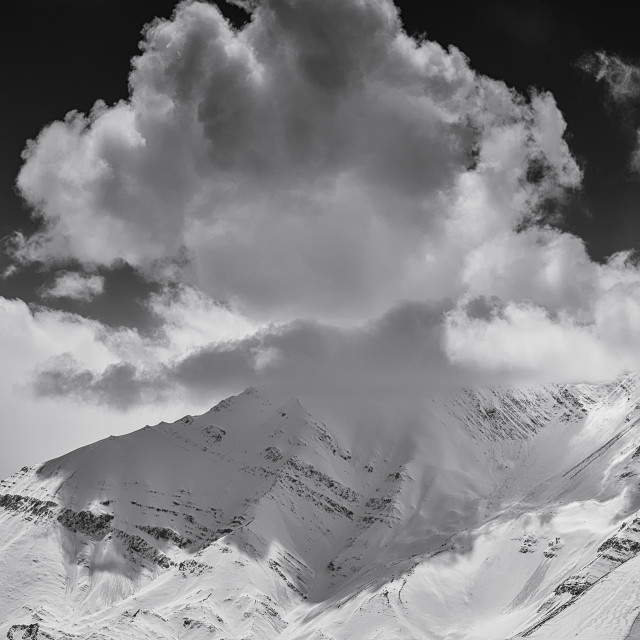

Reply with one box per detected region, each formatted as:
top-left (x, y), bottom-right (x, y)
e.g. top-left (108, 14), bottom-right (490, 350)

top-left (241, 385), bottom-right (261, 397)
top-left (4, 380), bottom-right (640, 638)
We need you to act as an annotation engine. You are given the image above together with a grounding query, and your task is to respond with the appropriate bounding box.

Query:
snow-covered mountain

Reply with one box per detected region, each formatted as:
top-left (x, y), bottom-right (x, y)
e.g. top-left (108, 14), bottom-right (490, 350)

top-left (3, 378), bottom-right (640, 639)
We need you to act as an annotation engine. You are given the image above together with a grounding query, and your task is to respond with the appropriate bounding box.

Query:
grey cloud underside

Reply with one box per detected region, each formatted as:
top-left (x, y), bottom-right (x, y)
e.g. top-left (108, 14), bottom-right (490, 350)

top-left (33, 302), bottom-right (464, 410)
top-left (33, 360), bottom-right (176, 411)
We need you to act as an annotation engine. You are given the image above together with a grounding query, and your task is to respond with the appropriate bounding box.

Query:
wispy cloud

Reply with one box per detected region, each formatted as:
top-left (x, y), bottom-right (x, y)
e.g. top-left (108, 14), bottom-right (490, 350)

top-left (577, 51), bottom-right (640, 103)
top-left (578, 51), bottom-right (640, 173)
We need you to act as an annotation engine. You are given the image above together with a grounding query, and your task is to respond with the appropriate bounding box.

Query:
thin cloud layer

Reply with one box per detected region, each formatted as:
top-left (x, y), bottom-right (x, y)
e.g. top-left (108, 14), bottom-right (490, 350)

top-left (578, 51), bottom-right (640, 103)
top-left (4, 0), bottom-right (640, 425)
top-left (578, 51), bottom-right (640, 173)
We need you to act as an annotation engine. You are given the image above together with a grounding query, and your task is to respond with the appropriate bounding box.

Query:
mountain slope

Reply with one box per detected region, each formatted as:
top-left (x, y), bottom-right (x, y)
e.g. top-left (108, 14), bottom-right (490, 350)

top-left (3, 378), bottom-right (640, 638)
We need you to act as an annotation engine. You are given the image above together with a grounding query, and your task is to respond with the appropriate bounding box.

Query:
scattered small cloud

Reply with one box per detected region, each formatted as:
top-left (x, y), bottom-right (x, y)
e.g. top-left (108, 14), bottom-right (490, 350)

top-left (1, 264), bottom-right (17, 279)
top-left (42, 271), bottom-right (105, 301)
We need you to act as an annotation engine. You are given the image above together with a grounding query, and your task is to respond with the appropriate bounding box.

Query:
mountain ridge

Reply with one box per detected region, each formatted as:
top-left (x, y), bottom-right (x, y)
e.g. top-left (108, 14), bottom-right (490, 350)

top-left (3, 378), bottom-right (640, 638)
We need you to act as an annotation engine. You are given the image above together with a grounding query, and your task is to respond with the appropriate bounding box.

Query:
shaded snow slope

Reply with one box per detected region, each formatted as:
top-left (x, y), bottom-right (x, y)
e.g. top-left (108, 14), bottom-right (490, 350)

top-left (3, 379), bottom-right (640, 638)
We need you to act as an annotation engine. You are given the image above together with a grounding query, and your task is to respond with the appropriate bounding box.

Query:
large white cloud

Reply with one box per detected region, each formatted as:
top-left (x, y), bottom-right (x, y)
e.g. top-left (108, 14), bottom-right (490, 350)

top-left (444, 249), bottom-right (640, 382)
top-left (5, 0), bottom-right (640, 465)
top-left (13, 0), bottom-right (579, 324)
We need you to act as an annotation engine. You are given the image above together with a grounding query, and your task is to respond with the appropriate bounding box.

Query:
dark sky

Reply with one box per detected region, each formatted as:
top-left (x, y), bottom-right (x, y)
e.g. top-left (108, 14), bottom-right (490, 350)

top-left (2, 0), bottom-right (640, 328)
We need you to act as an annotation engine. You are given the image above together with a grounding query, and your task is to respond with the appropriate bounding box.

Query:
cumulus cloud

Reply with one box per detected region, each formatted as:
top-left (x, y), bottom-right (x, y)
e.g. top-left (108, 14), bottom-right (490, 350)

top-left (444, 302), bottom-right (628, 382)
top-left (31, 254), bottom-right (640, 416)
top-left (445, 249), bottom-right (640, 381)
top-left (42, 271), bottom-right (105, 301)
top-left (146, 284), bottom-right (257, 352)
top-left (12, 0), bottom-right (579, 324)
top-left (8, 0), bottom-right (640, 426)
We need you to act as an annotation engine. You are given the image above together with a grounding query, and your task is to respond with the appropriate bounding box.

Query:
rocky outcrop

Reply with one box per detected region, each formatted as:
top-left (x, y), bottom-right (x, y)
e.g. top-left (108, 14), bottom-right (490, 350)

top-left (112, 530), bottom-right (173, 570)
top-left (136, 525), bottom-right (193, 549)
top-left (515, 517), bottom-right (640, 636)
top-left (0, 494), bottom-right (56, 519)
top-left (57, 508), bottom-right (113, 539)
top-left (7, 624), bottom-right (39, 640)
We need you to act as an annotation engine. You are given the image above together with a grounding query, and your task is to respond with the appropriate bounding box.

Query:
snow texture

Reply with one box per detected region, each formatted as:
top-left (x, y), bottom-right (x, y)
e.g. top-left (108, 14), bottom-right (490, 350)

top-left (4, 379), bottom-right (640, 638)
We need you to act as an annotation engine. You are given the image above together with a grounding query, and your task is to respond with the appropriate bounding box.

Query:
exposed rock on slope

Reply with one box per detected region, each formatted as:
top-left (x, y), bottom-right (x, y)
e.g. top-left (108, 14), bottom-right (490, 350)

top-left (3, 379), bottom-right (640, 638)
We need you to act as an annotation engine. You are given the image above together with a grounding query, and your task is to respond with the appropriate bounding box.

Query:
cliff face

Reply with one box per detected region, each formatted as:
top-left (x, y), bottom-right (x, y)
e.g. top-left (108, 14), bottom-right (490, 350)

top-left (3, 378), bottom-right (640, 639)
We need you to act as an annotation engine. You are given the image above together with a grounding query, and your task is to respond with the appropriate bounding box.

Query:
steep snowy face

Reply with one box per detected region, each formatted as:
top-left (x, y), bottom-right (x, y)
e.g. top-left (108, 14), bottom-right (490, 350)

top-left (2, 378), bottom-right (640, 639)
